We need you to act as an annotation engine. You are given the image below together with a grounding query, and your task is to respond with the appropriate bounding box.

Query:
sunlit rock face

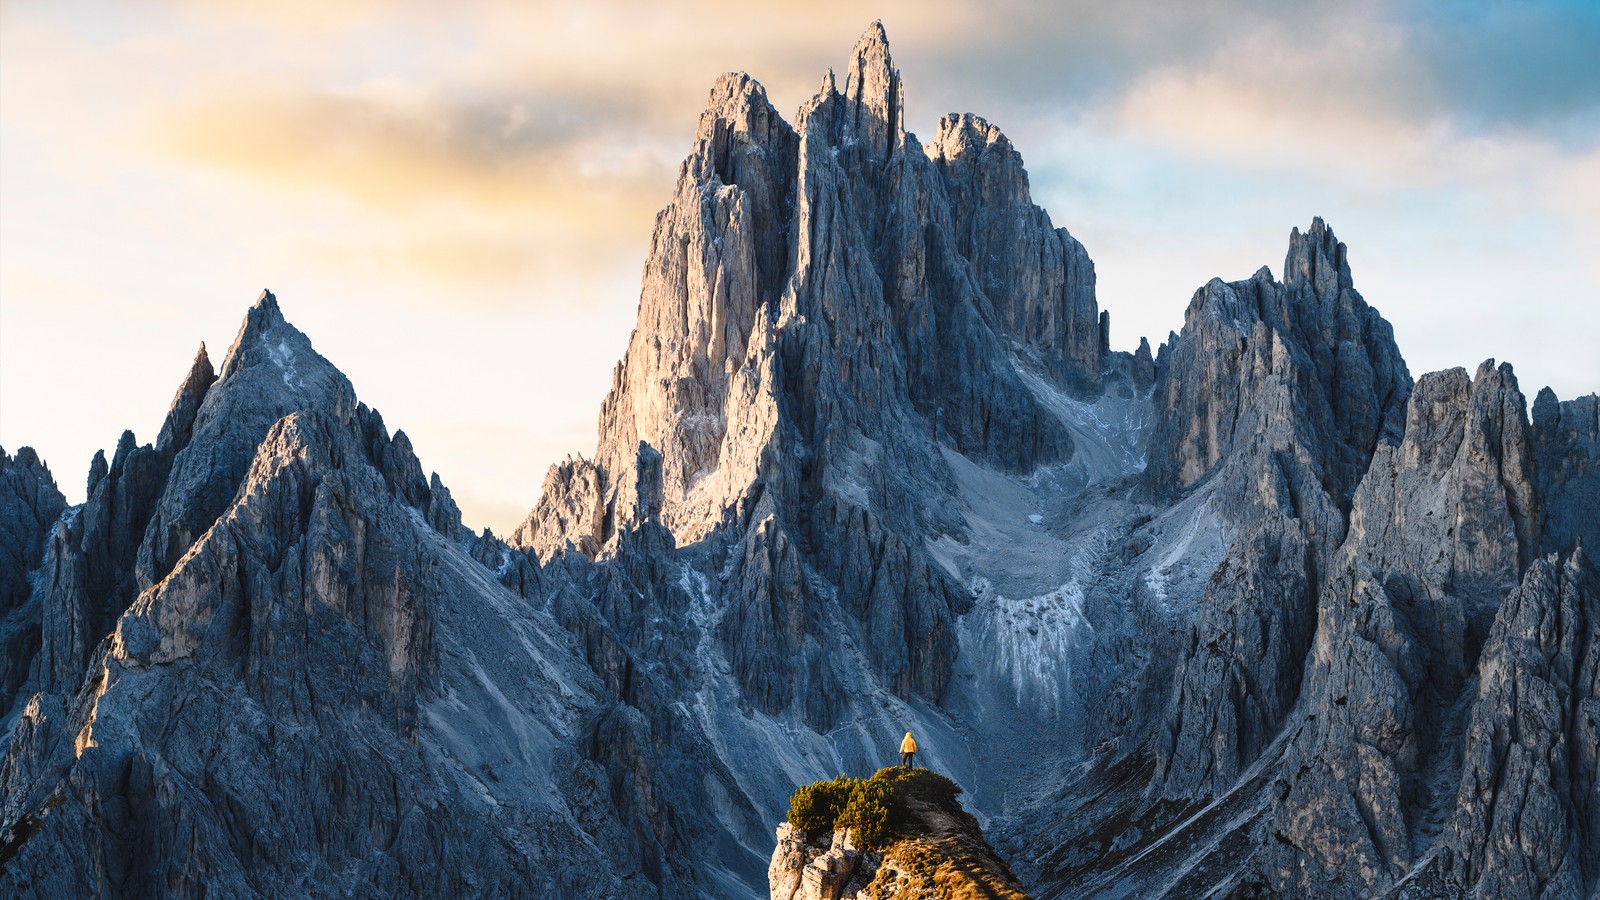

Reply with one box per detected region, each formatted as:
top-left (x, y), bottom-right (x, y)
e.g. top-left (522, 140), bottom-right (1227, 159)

top-left (1, 21), bottom-right (1596, 900)
top-left (511, 21), bottom-right (1108, 733)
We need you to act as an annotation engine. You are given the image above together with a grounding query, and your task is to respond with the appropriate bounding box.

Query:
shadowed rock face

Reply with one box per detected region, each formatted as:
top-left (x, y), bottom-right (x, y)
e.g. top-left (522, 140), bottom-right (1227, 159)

top-left (1257, 362), bottom-right (1543, 895)
top-left (1, 21), bottom-right (1596, 900)
top-left (28, 343), bottom-right (215, 699)
top-left (0, 447), bottom-right (66, 710)
top-left (1445, 550), bottom-right (1599, 898)
top-left (1148, 219), bottom-right (1411, 507)
top-left (1148, 219), bottom-right (1406, 802)
top-left (1532, 388), bottom-right (1600, 557)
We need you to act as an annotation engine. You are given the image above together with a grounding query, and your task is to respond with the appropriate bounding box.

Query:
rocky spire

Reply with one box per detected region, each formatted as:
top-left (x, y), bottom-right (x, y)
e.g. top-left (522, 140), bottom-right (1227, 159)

top-left (1148, 219), bottom-right (1411, 504)
top-left (512, 69), bottom-right (796, 555)
top-left (136, 290), bottom-right (357, 585)
top-left (928, 112), bottom-right (1103, 386)
top-left (155, 343), bottom-right (215, 454)
top-left (0, 446), bottom-right (63, 614)
top-left (841, 21), bottom-right (903, 165)
top-left (1532, 387), bottom-right (1600, 556)
top-left (0, 446), bottom-right (66, 708)
top-left (1284, 216), bottom-right (1353, 300)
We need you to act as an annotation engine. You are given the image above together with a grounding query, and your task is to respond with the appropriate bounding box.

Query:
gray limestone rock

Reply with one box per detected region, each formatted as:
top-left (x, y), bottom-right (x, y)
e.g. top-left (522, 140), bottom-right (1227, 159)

top-left (1532, 388), bottom-right (1600, 557)
top-left (1149, 227), bottom-right (1392, 803)
top-left (1443, 550), bottom-right (1599, 898)
top-left (1, 22), bottom-right (1595, 900)
top-left (511, 21), bottom-right (1091, 729)
top-left (0, 386), bottom-right (635, 898)
top-left (929, 111), bottom-right (1102, 389)
top-left (135, 291), bottom-right (354, 588)
top-left (1148, 219), bottom-right (1411, 507)
top-left (1259, 361), bottom-right (1549, 896)
top-left (0, 447), bottom-right (66, 714)
top-left (30, 344), bottom-right (215, 698)
top-left (0, 449), bottom-right (65, 616)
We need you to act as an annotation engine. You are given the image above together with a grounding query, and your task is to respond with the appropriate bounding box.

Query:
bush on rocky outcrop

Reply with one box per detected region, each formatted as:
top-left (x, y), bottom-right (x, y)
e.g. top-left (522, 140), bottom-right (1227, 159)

top-left (786, 767), bottom-right (963, 851)
top-left (836, 777), bottom-right (904, 849)
top-left (788, 774), bottom-right (855, 834)
top-left (873, 766), bottom-right (961, 809)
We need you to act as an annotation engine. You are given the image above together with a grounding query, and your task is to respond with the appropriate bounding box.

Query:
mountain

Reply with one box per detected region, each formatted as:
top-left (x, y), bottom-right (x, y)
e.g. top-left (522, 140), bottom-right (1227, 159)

top-left (2, 22), bottom-right (1596, 900)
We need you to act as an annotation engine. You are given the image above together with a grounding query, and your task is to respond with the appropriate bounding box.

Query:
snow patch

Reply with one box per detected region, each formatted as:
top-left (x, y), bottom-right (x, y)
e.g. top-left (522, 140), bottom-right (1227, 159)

top-left (959, 580), bottom-right (1092, 717)
top-left (267, 339), bottom-right (306, 390)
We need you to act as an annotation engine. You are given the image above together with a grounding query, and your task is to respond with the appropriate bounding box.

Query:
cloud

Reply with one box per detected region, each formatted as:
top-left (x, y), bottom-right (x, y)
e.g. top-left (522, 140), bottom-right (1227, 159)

top-left (1400, 1), bottom-right (1600, 135)
top-left (151, 81), bottom-right (668, 217)
top-left (5, 0), bottom-right (1598, 524)
top-left (141, 77), bottom-right (678, 292)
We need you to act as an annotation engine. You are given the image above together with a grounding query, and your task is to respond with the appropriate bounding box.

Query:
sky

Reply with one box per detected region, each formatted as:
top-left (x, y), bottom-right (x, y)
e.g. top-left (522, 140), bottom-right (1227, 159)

top-left (3, 1), bottom-right (1597, 536)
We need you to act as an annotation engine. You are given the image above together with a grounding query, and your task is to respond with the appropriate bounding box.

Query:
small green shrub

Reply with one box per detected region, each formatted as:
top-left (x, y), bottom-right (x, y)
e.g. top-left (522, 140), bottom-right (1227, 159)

top-left (836, 776), bottom-right (905, 850)
top-left (788, 775), bottom-right (854, 834)
top-left (880, 767), bottom-right (961, 808)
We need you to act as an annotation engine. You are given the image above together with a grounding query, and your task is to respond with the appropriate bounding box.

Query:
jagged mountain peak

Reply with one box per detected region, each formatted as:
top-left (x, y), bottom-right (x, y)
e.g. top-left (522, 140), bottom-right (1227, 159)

top-left (699, 71), bottom-right (779, 129)
top-left (838, 20), bottom-right (904, 161)
top-left (1285, 214), bottom-right (1353, 296)
top-left (1151, 217), bottom-right (1411, 501)
top-left (210, 290), bottom-right (352, 413)
top-left (156, 342), bottom-right (215, 454)
top-left (134, 291), bottom-right (359, 586)
top-left (845, 20), bottom-right (894, 90)
top-left (929, 112), bottom-right (1012, 162)
top-left (518, 19), bottom-right (1107, 561)
top-left (687, 71), bottom-right (795, 194)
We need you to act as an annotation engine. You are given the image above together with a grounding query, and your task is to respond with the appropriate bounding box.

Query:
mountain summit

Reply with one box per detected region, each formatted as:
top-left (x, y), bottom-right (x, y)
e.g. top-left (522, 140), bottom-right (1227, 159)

top-left (2, 22), bottom-right (1596, 900)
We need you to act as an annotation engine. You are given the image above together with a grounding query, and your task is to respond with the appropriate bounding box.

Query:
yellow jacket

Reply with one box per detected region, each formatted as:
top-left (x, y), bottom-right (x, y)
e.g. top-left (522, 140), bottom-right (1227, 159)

top-left (900, 732), bottom-right (917, 753)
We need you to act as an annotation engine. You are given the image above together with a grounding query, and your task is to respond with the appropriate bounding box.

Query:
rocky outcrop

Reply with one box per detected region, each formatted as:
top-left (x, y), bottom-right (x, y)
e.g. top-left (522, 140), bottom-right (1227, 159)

top-left (0, 447), bottom-right (65, 712)
top-left (1258, 362), bottom-right (1546, 896)
top-left (767, 776), bottom-right (1028, 900)
top-left (512, 456), bottom-right (606, 558)
top-left (1151, 222), bottom-right (1404, 800)
top-left (544, 71), bottom-right (795, 551)
top-left (929, 112), bottom-right (1100, 389)
top-left (769, 823), bottom-right (865, 900)
top-left (1153, 518), bottom-right (1316, 797)
top-left (1532, 388), bottom-right (1600, 557)
top-left (1148, 219), bottom-right (1410, 506)
top-left (0, 447), bottom-right (64, 616)
top-left (1443, 549), bottom-right (1599, 898)
top-left (30, 344), bottom-right (215, 697)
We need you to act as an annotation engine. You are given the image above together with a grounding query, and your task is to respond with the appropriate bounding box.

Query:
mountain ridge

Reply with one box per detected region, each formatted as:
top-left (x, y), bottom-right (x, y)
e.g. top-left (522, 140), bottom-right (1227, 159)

top-left (1, 21), bottom-right (1595, 900)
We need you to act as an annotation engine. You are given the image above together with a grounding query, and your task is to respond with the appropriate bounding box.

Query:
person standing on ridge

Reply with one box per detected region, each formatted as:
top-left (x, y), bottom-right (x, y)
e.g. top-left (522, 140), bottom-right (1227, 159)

top-left (900, 731), bottom-right (917, 769)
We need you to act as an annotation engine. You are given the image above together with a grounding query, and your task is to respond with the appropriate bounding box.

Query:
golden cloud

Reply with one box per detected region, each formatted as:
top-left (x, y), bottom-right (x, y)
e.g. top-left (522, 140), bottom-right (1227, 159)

top-left (153, 83), bottom-right (668, 221)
